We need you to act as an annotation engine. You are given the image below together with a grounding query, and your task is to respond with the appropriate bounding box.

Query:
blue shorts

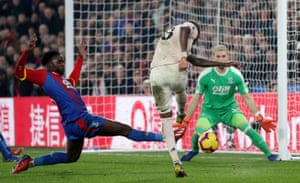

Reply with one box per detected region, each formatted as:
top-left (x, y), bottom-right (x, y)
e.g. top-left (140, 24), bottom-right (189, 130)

top-left (63, 113), bottom-right (106, 140)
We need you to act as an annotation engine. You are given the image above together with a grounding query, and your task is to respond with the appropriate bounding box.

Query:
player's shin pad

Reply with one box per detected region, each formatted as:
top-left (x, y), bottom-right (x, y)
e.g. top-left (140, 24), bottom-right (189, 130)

top-left (255, 114), bottom-right (276, 132)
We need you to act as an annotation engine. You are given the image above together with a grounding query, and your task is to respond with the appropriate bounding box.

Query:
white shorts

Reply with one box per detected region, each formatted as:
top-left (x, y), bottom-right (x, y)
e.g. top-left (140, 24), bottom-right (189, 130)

top-left (150, 64), bottom-right (187, 113)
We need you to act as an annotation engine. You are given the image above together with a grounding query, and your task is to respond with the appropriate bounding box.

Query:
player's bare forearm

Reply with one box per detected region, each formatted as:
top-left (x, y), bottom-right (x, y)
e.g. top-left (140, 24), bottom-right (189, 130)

top-left (187, 55), bottom-right (240, 68)
top-left (186, 94), bottom-right (201, 117)
top-left (15, 34), bottom-right (38, 79)
top-left (179, 27), bottom-right (190, 53)
top-left (242, 94), bottom-right (259, 114)
top-left (77, 42), bottom-right (86, 60)
top-left (27, 34), bottom-right (37, 51)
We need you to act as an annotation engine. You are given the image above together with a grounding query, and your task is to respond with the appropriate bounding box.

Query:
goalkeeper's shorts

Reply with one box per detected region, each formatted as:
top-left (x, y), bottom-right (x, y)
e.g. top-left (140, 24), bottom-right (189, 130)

top-left (197, 108), bottom-right (247, 130)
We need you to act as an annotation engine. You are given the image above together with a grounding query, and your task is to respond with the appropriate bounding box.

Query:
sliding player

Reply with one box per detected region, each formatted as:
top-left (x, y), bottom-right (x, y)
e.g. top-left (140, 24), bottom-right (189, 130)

top-left (12, 34), bottom-right (164, 174)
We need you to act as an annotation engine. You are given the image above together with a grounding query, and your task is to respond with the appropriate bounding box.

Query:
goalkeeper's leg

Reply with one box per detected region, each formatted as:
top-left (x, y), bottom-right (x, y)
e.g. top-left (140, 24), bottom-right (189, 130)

top-left (240, 123), bottom-right (272, 156)
top-left (233, 113), bottom-right (279, 161)
top-left (181, 118), bottom-right (210, 161)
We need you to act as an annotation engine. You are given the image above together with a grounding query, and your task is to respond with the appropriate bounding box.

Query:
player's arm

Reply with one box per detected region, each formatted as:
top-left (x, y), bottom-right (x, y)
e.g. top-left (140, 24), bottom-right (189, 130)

top-left (178, 26), bottom-right (190, 71)
top-left (14, 34), bottom-right (37, 80)
top-left (14, 34), bottom-right (47, 85)
top-left (179, 26), bottom-right (190, 56)
top-left (68, 43), bottom-right (86, 86)
top-left (187, 55), bottom-right (240, 68)
top-left (242, 93), bottom-right (276, 132)
top-left (241, 93), bottom-right (259, 114)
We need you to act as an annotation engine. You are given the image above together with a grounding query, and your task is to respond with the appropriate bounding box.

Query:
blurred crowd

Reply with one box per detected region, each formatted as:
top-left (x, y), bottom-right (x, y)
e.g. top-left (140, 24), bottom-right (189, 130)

top-left (0, 0), bottom-right (299, 97)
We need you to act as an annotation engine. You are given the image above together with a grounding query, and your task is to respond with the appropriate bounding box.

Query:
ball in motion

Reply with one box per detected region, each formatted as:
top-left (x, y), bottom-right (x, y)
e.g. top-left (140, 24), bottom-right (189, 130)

top-left (198, 132), bottom-right (219, 153)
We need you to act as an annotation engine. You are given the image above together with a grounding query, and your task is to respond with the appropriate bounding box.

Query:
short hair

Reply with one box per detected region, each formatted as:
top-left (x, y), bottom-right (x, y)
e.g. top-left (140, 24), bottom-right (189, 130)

top-left (212, 45), bottom-right (229, 54)
top-left (41, 50), bottom-right (60, 66)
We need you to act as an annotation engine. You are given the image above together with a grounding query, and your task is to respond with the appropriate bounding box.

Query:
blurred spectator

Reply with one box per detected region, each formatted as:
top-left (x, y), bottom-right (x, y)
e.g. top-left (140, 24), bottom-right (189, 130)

top-left (5, 65), bottom-right (15, 96)
top-left (267, 81), bottom-right (277, 92)
top-left (102, 62), bottom-right (118, 95)
top-left (0, 68), bottom-right (10, 96)
top-left (89, 70), bottom-right (107, 95)
top-left (141, 79), bottom-right (152, 95)
top-left (0, 27), bottom-right (15, 54)
top-left (113, 64), bottom-right (133, 94)
top-left (39, 7), bottom-right (60, 35)
top-left (240, 45), bottom-right (256, 87)
top-left (29, 12), bottom-right (40, 33)
top-left (56, 4), bottom-right (65, 33)
top-left (132, 70), bottom-right (144, 94)
top-left (265, 49), bottom-right (277, 82)
top-left (0, 55), bottom-right (9, 69)
top-left (112, 4), bottom-right (140, 39)
top-left (7, 0), bottom-right (32, 17)
top-left (79, 72), bottom-right (93, 96)
top-left (141, 13), bottom-right (157, 45)
top-left (16, 13), bottom-right (31, 37)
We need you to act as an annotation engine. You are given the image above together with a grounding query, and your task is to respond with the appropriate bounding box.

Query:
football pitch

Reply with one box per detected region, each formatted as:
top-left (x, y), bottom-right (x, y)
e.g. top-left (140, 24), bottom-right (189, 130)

top-left (1, 148), bottom-right (300, 183)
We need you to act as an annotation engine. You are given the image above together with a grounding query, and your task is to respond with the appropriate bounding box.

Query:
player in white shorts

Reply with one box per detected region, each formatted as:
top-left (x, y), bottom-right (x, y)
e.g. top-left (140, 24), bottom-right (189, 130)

top-left (150, 20), bottom-right (239, 177)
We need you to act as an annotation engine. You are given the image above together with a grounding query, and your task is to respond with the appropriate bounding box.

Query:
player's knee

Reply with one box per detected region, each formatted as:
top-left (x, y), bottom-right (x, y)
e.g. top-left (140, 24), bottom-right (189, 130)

top-left (67, 152), bottom-right (81, 163)
top-left (119, 123), bottom-right (132, 136)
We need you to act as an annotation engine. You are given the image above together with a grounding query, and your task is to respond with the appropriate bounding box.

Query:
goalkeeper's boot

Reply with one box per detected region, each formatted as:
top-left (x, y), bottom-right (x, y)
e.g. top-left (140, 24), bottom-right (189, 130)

top-left (174, 162), bottom-right (187, 177)
top-left (12, 154), bottom-right (33, 174)
top-left (181, 151), bottom-right (198, 161)
top-left (176, 113), bottom-right (186, 124)
top-left (267, 154), bottom-right (281, 161)
top-left (10, 147), bottom-right (24, 156)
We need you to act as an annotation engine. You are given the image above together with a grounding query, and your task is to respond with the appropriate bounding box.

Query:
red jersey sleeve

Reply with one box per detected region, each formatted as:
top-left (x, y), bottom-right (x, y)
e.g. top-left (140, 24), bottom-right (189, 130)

top-left (15, 50), bottom-right (47, 85)
top-left (67, 57), bottom-right (83, 86)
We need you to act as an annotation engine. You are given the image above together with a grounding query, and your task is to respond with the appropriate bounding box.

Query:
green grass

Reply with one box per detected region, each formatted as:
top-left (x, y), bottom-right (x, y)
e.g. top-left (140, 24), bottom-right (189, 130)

top-left (1, 148), bottom-right (300, 183)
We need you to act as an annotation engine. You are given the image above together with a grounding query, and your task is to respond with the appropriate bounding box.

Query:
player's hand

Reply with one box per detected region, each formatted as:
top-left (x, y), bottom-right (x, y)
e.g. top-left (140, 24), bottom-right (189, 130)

top-left (173, 116), bottom-right (191, 142)
top-left (255, 113), bottom-right (276, 132)
top-left (27, 34), bottom-right (37, 51)
top-left (178, 57), bottom-right (188, 71)
top-left (77, 42), bottom-right (87, 60)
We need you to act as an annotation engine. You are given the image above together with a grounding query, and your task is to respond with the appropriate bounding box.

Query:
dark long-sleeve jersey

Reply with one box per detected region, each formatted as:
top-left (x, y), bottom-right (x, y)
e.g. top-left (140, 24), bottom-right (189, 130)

top-left (15, 50), bottom-right (87, 125)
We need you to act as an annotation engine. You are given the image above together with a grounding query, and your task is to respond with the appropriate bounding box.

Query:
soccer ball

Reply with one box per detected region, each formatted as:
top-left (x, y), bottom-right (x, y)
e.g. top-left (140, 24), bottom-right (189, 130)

top-left (198, 132), bottom-right (219, 153)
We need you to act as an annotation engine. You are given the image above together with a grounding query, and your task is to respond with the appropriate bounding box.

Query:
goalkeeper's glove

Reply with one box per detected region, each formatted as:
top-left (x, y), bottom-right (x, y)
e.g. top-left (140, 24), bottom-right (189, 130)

top-left (173, 116), bottom-right (191, 142)
top-left (255, 113), bottom-right (276, 132)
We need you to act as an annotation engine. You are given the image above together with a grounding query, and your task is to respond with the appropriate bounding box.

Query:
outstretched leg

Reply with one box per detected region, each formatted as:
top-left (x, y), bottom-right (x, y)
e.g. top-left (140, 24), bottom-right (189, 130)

top-left (12, 139), bottom-right (84, 174)
top-left (232, 113), bottom-right (280, 161)
top-left (96, 119), bottom-right (163, 142)
top-left (0, 133), bottom-right (19, 161)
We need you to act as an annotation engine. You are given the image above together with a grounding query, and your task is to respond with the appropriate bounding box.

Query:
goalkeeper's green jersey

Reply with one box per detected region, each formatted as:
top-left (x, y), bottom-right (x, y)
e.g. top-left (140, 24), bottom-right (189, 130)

top-left (196, 67), bottom-right (248, 112)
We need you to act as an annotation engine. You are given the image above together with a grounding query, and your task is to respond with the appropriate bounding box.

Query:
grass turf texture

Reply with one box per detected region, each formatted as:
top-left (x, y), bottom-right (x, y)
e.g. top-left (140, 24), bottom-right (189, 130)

top-left (1, 148), bottom-right (300, 183)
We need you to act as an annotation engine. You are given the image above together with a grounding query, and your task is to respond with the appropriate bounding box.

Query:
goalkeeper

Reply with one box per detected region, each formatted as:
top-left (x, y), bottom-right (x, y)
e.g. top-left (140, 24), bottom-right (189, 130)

top-left (150, 21), bottom-right (240, 177)
top-left (179, 45), bottom-right (280, 162)
top-left (12, 34), bottom-right (164, 174)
